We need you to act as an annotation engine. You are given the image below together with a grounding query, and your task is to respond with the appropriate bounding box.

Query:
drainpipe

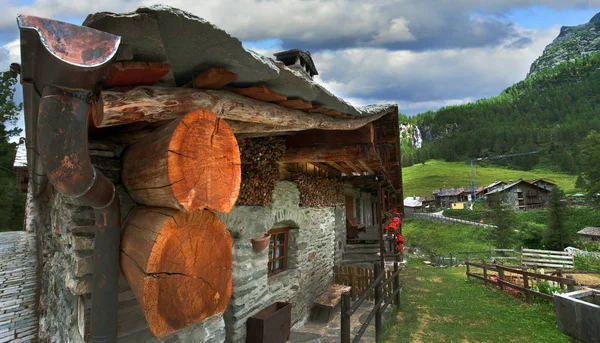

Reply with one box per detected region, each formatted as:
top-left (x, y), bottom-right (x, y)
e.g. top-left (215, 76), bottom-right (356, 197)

top-left (17, 15), bottom-right (121, 343)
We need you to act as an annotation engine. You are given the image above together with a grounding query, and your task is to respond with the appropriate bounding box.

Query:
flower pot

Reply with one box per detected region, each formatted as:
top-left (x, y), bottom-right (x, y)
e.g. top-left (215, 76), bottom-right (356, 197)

top-left (251, 233), bottom-right (270, 252)
top-left (246, 302), bottom-right (291, 343)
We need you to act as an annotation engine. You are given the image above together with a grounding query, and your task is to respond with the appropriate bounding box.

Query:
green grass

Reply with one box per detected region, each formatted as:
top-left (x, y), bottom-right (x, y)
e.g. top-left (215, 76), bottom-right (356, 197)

top-left (402, 160), bottom-right (577, 198)
top-left (383, 260), bottom-right (573, 343)
top-left (403, 218), bottom-right (492, 254)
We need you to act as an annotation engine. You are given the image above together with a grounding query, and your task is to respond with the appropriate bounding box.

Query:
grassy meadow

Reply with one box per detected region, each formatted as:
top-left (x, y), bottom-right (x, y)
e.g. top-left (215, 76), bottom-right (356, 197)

top-left (402, 160), bottom-right (577, 198)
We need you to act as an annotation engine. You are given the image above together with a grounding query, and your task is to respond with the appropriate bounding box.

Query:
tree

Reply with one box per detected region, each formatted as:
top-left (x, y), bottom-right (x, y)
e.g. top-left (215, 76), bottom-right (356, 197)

top-left (544, 188), bottom-right (571, 250)
top-left (0, 71), bottom-right (25, 231)
top-left (580, 130), bottom-right (600, 195)
top-left (487, 193), bottom-right (516, 248)
top-left (575, 174), bottom-right (588, 190)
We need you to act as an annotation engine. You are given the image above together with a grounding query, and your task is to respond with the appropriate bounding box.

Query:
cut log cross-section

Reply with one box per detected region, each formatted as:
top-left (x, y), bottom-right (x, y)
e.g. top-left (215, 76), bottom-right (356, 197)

top-left (120, 207), bottom-right (232, 338)
top-left (122, 109), bottom-right (241, 213)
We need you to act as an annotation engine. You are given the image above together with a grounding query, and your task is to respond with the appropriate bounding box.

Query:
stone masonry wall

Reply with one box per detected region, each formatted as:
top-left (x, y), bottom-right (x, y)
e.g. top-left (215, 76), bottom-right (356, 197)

top-left (33, 141), bottom-right (226, 342)
top-left (218, 181), bottom-right (345, 343)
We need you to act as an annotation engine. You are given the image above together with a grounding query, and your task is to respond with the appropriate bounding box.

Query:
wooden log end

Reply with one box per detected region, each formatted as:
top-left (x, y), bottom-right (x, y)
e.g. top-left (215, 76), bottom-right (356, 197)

top-left (183, 68), bottom-right (238, 89)
top-left (120, 207), bottom-right (233, 338)
top-left (104, 62), bottom-right (171, 88)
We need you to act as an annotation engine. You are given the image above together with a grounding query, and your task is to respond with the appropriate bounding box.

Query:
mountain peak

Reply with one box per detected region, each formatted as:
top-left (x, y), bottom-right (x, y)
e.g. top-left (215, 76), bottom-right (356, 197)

top-left (529, 12), bottom-right (600, 75)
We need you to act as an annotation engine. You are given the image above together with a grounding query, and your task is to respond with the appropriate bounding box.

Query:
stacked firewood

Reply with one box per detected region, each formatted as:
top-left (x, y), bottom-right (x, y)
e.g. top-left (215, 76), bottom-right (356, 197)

top-left (236, 137), bottom-right (286, 206)
top-left (294, 174), bottom-right (345, 208)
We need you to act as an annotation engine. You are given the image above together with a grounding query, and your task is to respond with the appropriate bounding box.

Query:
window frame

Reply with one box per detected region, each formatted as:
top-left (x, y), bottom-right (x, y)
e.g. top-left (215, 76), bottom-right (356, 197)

top-left (268, 227), bottom-right (289, 277)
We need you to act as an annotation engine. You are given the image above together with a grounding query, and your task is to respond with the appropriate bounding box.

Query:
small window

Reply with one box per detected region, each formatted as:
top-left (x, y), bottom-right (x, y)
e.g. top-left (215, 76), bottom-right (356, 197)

top-left (268, 228), bottom-right (289, 277)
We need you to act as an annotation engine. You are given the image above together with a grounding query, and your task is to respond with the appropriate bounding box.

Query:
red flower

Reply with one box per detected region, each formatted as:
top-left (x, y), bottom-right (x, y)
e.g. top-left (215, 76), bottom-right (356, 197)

top-left (396, 234), bottom-right (404, 244)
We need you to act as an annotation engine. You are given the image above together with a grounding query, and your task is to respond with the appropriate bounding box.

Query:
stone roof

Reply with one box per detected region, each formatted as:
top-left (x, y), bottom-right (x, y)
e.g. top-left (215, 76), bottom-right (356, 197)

top-left (485, 179), bottom-right (549, 196)
top-left (433, 188), bottom-right (465, 197)
top-left (83, 5), bottom-right (396, 118)
top-left (577, 227), bottom-right (600, 236)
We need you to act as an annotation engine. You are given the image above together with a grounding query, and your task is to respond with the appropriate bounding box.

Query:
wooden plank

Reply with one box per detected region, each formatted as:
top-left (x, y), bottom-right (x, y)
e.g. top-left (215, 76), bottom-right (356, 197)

top-left (314, 284), bottom-right (352, 308)
top-left (275, 99), bottom-right (313, 110)
top-left (357, 160), bottom-right (375, 174)
top-left (104, 61), bottom-right (171, 88)
top-left (344, 161), bottom-right (363, 174)
top-left (183, 68), bottom-right (238, 89)
top-left (522, 257), bottom-right (574, 265)
top-left (327, 162), bottom-right (353, 174)
top-left (496, 265), bottom-right (575, 282)
top-left (307, 106), bottom-right (330, 114)
top-left (522, 253), bottom-right (574, 260)
top-left (523, 249), bottom-right (571, 255)
top-left (522, 262), bottom-right (574, 269)
top-left (231, 85), bottom-right (287, 102)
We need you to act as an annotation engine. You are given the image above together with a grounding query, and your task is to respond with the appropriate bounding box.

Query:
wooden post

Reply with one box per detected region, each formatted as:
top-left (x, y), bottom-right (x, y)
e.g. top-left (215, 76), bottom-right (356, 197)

top-left (466, 259), bottom-right (470, 279)
top-left (374, 263), bottom-right (382, 343)
top-left (393, 262), bottom-right (401, 307)
top-left (523, 271), bottom-right (531, 303)
top-left (341, 292), bottom-right (351, 343)
top-left (450, 253), bottom-right (454, 267)
top-left (557, 269), bottom-right (564, 291)
top-left (566, 275), bottom-right (575, 292)
top-left (498, 268), bottom-right (505, 291)
top-left (351, 266), bottom-right (357, 301)
top-left (377, 182), bottom-right (385, 269)
top-left (483, 266), bottom-right (488, 288)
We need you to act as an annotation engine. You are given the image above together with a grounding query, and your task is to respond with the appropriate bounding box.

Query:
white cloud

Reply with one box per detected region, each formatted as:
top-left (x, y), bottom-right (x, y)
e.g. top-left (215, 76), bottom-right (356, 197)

top-left (0, 39), bottom-right (20, 70)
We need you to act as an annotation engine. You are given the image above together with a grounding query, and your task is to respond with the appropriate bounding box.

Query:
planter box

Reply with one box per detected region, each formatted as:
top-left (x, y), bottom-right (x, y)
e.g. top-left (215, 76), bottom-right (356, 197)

top-left (246, 302), bottom-right (291, 343)
top-left (554, 288), bottom-right (600, 343)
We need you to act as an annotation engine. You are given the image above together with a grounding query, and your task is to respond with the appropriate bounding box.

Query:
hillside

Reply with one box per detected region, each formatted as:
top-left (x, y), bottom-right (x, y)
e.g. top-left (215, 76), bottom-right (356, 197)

top-left (402, 160), bottom-right (577, 198)
top-left (401, 12), bottom-right (600, 177)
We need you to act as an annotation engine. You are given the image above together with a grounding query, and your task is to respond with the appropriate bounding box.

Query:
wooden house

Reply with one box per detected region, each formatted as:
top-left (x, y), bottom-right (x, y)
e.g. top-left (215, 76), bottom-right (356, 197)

top-left (14, 6), bottom-right (402, 343)
top-left (432, 187), bottom-right (467, 208)
top-left (577, 227), bottom-right (600, 242)
top-left (485, 179), bottom-right (550, 211)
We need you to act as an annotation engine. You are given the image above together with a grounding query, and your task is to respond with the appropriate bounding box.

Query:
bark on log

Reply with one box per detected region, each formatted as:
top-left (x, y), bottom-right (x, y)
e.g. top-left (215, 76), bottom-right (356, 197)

top-left (98, 86), bottom-right (394, 132)
top-left (120, 206), bottom-right (232, 338)
top-left (122, 109), bottom-right (241, 213)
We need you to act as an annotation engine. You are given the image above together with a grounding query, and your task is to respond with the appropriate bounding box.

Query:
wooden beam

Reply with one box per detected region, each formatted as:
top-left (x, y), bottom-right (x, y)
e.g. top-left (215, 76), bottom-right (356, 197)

top-left (282, 144), bottom-right (370, 163)
top-left (104, 62), bottom-right (171, 88)
top-left (231, 85), bottom-right (287, 102)
top-left (328, 161), bottom-right (353, 174)
top-left (344, 161), bottom-right (363, 174)
top-left (285, 124), bottom-right (374, 148)
top-left (307, 106), bottom-right (329, 114)
top-left (183, 68), bottom-right (238, 89)
top-left (98, 86), bottom-right (395, 132)
top-left (275, 99), bottom-right (313, 110)
top-left (358, 160), bottom-right (375, 174)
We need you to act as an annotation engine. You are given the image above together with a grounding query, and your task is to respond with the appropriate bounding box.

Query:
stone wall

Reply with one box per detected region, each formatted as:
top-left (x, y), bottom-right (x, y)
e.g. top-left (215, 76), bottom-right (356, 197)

top-left (33, 141), bottom-right (226, 342)
top-left (218, 181), bottom-right (344, 343)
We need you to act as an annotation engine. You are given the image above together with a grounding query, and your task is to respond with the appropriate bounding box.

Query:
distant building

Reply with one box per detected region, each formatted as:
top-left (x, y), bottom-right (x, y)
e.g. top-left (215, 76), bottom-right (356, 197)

top-left (432, 187), bottom-right (467, 208)
top-left (485, 179), bottom-right (551, 210)
top-left (13, 138), bottom-right (28, 194)
top-left (531, 178), bottom-right (556, 192)
top-left (577, 227), bottom-right (600, 242)
top-left (403, 196), bottom-right (423, 214)
top-left (477, 180), bottom-right (507, 197)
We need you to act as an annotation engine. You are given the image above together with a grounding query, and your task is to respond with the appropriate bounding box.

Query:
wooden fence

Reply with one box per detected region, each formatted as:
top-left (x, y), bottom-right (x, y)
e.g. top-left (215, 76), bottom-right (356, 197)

top-left (431, 248), bottom-right (519, 267)
top-left (466, 260), bottom-right (576, 302)
top-left (521, 248), bottom-right (574, 269)
top-left (334, 265), bottom-right (396, 301)
top-left (340, 262), bottom-right (402, 343)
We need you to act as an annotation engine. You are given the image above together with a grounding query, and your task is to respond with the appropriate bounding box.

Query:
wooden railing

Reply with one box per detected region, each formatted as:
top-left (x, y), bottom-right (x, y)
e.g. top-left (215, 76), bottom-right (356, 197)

top-left (334, 265), bottom-right (397, 301)
top-left (466, 260), bottom-right (576, 302)
top-left (521, 248), bottom-right (574, 269)
top-left (340, 262), bottom-right (402, 343)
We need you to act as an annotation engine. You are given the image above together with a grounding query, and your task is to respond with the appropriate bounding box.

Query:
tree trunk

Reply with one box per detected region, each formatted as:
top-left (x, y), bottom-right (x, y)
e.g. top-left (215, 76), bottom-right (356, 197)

top-left (122, 109), bottom-right (241, 214)
top-left (98, 86), bottom-right (394, 132)
top-left (120, 206), bottom-right (232, 338)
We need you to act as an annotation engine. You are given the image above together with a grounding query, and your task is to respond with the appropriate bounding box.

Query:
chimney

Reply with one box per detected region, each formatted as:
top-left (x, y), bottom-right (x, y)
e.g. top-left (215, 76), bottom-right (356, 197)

top-left (274, 49), bottom-right (319, 80)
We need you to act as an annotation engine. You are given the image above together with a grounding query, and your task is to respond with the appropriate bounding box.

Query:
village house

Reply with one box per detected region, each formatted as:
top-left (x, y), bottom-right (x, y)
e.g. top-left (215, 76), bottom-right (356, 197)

top-left (532, 178), bottom-right (557, 192)
top-left (477, 180), bottom-right (507, 197)
top-left (485, 179), bottom-right (551, 210)
top-left (403, 196), bottom-right (422, 214)
top-left (432, 187), bottom-right (466, 208)
top-left (13, 6), bottom-right (403, 343)
top-left (577, 227), bottom-right (600, 242)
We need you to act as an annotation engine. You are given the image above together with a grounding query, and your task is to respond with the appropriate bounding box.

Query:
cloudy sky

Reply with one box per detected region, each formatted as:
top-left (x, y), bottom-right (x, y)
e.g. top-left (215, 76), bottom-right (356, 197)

top-left (2, 0), bottom-right (600, 139)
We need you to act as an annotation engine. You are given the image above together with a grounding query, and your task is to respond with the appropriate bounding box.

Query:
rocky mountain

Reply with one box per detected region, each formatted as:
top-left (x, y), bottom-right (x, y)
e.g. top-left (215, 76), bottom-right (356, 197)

top-left (529, 13), bottom-right (600, 75)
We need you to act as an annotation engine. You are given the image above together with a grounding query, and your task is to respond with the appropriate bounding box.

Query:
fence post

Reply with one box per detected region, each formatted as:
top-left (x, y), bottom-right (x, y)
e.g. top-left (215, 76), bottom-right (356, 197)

top-left (341, 291), bottom-right (351, 343)
top-left (351, 266), bottom-right (357, 301)
top-left (394, 262), bottom-right (401, 307)
top-left (374, 263), bottom-right (382, 343)
top-left (466, 259), bottom-right (470, 279)
top-left (566, 275), bottom-right (575, 293)
top-left (483, 266), bottom-right (488, 288)
top-left (523, 272), bottom-right (530, 303)
top-left (498, 268), bottom-right (505, 291)
top-left (450, 253), bottom-right (453, 267)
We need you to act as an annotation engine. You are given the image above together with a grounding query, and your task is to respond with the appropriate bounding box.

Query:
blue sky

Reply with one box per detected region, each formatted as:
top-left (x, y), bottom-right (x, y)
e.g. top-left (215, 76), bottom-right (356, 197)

top-left (2, 1), bottom-right (600, 141)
